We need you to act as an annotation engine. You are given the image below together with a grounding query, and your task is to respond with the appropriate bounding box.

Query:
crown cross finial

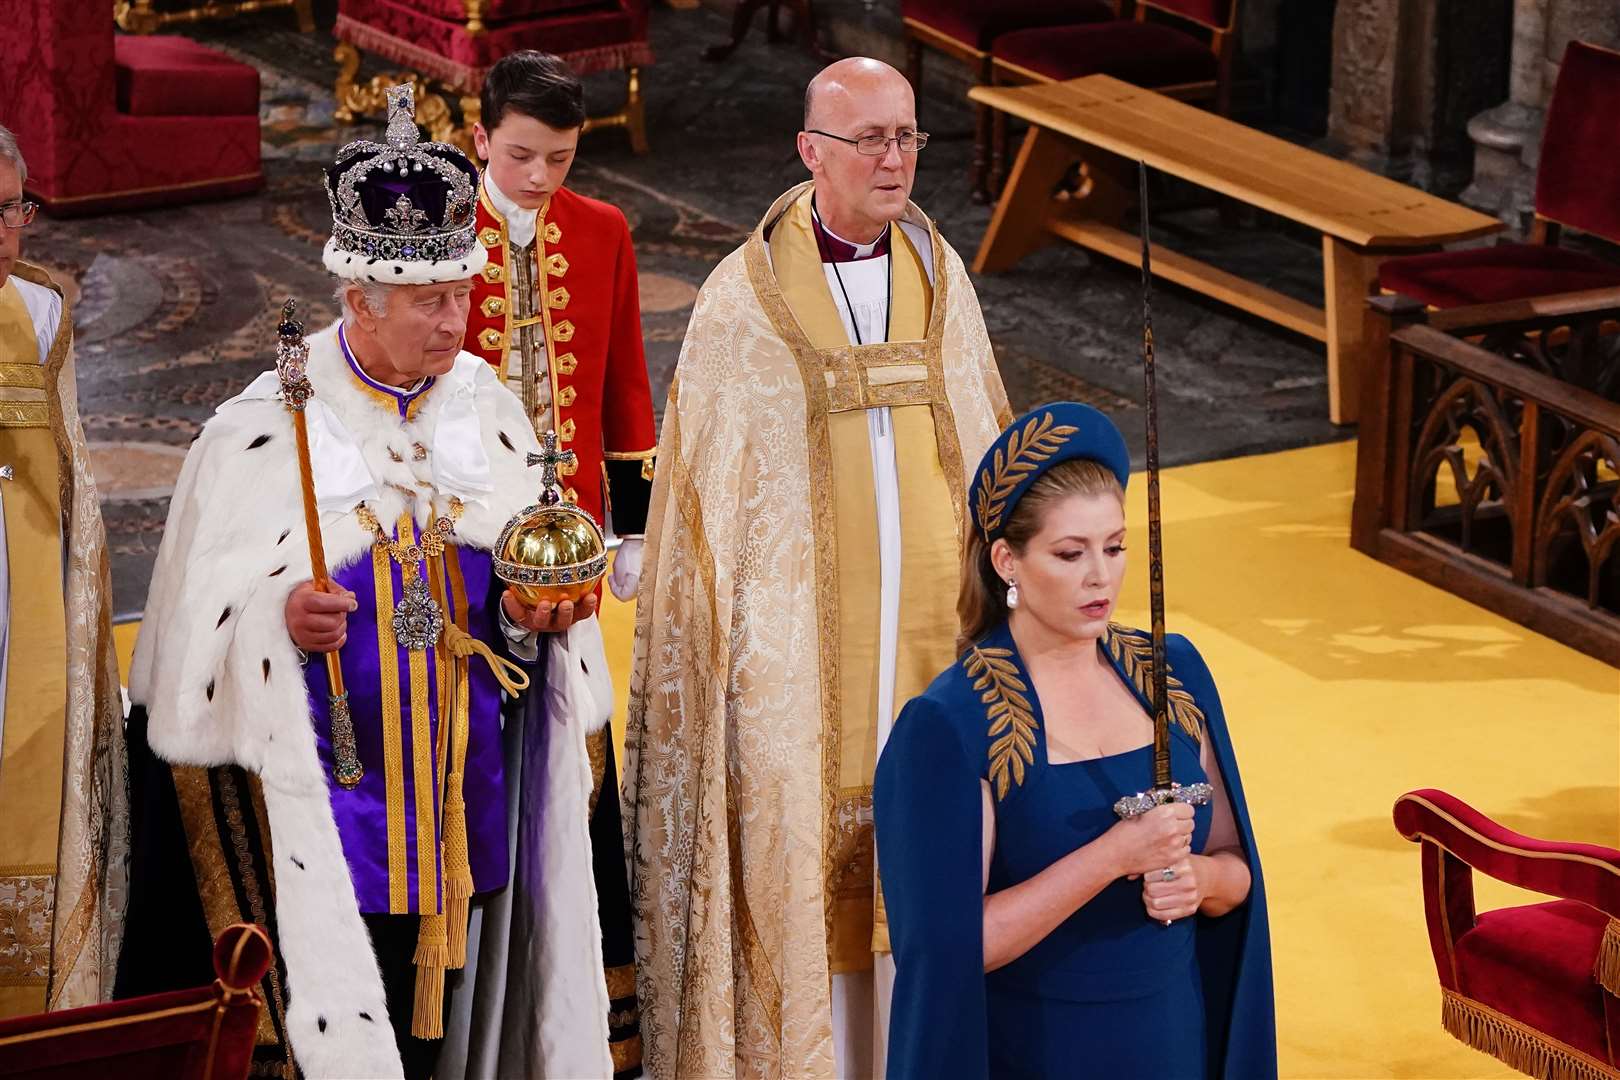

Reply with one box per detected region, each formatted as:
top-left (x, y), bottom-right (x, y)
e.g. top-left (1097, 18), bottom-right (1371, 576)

top-left (526, 432), bottom-right (576, 506)
top-left (384, 84), bottom-right (419, 149)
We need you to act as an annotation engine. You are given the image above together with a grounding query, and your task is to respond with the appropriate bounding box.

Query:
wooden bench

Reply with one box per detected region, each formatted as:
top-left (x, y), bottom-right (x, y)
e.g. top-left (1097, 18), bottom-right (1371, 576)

top-left (970, 75), bottom-right (1505, 424)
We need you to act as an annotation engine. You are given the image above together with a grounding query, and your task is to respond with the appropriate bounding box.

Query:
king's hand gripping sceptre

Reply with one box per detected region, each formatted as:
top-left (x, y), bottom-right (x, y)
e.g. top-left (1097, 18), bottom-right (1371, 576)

top-left (1112, 165), bottom-right (1213, 821)
top-left (276, 299), bottom-right (363, 789)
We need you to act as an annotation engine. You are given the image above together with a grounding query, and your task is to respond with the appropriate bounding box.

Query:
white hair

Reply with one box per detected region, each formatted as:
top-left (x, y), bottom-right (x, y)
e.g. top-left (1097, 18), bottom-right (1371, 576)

top-left (333, 279), bottom-right (397, 321)
top-left (0, 123), bottom-right (26, 186)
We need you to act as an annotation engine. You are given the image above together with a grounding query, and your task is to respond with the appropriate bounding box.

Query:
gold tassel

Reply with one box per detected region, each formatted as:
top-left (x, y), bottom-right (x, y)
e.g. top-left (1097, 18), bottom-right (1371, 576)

top-left (411, 913), bottom-right (450, 1039)
top-left (1440, 989), bottom-right (1620, 1080)
top-left (1596, 917), bottom-right (1620, 998)
top-left (443, 769), bottom-right (474, 969)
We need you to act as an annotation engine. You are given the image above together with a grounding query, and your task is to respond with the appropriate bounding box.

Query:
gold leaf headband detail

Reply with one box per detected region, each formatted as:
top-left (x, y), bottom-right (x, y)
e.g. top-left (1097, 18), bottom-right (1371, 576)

top-left (974, 412), bottom-right (1080, 540)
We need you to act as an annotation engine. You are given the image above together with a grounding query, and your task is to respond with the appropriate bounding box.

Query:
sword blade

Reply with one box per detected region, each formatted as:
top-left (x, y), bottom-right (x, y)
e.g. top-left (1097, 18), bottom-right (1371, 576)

top-left (1138, 162), bottom-right (1172, 792)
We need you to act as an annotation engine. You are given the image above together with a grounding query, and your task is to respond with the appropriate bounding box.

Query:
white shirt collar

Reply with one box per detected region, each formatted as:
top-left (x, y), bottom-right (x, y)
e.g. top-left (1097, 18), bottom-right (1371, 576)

top-left (484, 170), bottom-right (538, 248)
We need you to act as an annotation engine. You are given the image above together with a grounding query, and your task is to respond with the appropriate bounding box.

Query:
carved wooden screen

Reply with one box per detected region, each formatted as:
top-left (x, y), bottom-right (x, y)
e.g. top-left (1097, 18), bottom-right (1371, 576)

top-left (1353, 288), bottom-right (1620, 666)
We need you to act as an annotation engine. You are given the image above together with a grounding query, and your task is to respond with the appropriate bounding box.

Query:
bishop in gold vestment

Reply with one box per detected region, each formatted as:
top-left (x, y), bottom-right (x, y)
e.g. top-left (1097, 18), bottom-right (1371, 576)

top-left (0, 139), bottom-right (128, 1019)
top-left (624, 68), bottom-right (1011, 1071)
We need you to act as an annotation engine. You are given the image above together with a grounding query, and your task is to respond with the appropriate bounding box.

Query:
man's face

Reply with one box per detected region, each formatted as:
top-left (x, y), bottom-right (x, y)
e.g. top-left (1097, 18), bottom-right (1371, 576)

top-left (473, 112), bottom-right (580, 211)
top-left (362, 279), bottom-right (475, 383)
top-left (0, 159), bottom-right (22, 289)
top-left (798, 70), bottom-right (918, 240)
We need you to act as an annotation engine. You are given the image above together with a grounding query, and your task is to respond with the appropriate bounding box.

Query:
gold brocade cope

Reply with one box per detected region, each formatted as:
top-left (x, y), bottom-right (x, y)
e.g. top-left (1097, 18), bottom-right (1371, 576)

top-left (625, 179), bottom-right (1007, 1079)
top-left (762, 190), bottom-right (964, 974)
top-left (0, 281), bottom-right (69, 1018)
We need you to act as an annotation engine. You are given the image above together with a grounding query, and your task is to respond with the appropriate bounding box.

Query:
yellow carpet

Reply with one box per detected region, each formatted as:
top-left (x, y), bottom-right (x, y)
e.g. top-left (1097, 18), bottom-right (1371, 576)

top-left (113, 439), bottom-right (1618, 1079)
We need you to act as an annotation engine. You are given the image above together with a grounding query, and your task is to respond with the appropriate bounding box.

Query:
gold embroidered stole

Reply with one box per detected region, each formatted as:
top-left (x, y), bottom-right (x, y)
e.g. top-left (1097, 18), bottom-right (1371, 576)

top-left (762, 190), bottom-right (964, 972)
top-left (0, 277), bottom-right (69, 1018)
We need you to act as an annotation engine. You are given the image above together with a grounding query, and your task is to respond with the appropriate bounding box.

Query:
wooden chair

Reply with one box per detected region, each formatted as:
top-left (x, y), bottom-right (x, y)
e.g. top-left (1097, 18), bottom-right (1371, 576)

top-left (0, 924), bottom-right (273, 1080)
top-left (1378, 40), bottom-right (1620, 309)
top-left (987, 0), bottom-right (1239, 195)
top-left (900, 0), bottom-right (1115, 202)
top-left (1393, 789), bottom-right (1620, 1080)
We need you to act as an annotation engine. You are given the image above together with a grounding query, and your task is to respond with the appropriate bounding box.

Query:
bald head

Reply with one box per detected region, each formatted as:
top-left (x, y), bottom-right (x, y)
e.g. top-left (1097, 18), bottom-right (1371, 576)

top-left (804, 57), bottom-right (912, 130)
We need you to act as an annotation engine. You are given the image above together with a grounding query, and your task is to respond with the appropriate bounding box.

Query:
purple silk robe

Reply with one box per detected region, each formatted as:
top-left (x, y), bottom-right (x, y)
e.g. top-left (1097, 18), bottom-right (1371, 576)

top-left (304, 542), bottom-right (510, 915)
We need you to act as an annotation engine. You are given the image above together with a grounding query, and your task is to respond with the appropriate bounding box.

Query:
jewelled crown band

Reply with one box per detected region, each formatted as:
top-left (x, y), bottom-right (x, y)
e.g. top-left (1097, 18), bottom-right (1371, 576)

top-left (323, 84), bottom-right (487, 285)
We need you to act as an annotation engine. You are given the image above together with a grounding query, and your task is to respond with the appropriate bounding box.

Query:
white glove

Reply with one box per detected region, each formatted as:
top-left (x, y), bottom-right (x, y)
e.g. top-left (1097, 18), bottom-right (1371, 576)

top-left (608, 537), bottom-right (643, 602)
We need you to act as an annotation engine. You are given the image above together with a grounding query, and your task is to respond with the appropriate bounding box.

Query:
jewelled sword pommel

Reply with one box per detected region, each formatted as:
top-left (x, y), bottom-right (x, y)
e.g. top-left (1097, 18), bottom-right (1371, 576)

top-left (1112, 781), bottom-right (1215, 820)
top-left (276, 298), bottom-right (313, 412)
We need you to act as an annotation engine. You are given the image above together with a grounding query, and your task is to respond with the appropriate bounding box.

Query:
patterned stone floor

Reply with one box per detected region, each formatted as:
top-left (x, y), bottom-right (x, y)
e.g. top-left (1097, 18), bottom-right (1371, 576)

top-left (33, 5), bottom-right (1346, 617)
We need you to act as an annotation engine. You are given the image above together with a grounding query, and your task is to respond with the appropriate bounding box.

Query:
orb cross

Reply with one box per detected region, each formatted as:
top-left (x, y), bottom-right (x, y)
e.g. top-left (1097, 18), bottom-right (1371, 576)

top-left (527, 432), bottom-right (576, 503)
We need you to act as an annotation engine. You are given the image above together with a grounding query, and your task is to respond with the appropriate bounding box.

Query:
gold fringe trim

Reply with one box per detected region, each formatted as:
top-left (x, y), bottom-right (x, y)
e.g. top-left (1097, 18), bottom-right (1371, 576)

top-left (1597, 918), bottom-right (1620, 998)
top-left (1441, 989), bottom-right (1620, 1080)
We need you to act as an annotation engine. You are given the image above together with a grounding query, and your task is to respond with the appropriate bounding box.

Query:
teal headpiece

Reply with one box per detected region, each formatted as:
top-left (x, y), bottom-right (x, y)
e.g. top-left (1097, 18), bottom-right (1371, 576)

top-left (971, 402), bottom-right (1130, 542)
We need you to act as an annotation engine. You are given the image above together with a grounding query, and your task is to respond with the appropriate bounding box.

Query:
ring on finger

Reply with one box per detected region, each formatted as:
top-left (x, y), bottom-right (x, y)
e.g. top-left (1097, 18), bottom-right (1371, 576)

top-left (1160, 867), bottom-right (1175, 882)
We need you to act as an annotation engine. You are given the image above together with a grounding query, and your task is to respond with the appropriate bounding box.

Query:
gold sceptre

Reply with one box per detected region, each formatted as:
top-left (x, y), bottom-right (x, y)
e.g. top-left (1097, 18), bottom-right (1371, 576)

top-left (276, 299), bottom-right (363, 789)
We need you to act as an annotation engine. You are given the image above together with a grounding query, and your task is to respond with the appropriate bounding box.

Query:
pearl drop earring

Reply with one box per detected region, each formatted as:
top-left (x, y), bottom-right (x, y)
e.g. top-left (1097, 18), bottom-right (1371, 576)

top-left (1006, 577), bottom-right (1020, 610)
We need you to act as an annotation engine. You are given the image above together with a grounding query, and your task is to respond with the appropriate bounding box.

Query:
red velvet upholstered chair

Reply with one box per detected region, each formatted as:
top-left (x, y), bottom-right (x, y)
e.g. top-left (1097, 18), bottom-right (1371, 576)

top-left (1379, 41), bottom-right (1620, 309)
top-left (0, 0), bottom-right (262, 216)
top-left (987, 0), bottom-right (1237, 195)
top-left (0, 924), bottom-right (273, 1080)
top-left (901, 0), bottom-right (1116, 201)
top-left (1393, 789), bottom-right (1620, 1080)
top-left (334, 0), bottom-right (654, 154)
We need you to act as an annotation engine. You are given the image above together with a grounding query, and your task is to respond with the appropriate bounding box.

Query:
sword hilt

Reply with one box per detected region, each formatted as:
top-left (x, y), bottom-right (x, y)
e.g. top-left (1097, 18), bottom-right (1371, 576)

top-left (1113, 781), bottom-right (1213, 820)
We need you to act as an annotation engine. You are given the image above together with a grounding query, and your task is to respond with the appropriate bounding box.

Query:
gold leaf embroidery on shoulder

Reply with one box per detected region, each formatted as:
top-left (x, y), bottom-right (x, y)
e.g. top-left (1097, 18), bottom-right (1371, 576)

top-left (974, 412), bottom-right (1080, 537)
top-left (964, 646), bottom-right (1037, 800)
top-left (1105, 625), bottom-right (1204, 743)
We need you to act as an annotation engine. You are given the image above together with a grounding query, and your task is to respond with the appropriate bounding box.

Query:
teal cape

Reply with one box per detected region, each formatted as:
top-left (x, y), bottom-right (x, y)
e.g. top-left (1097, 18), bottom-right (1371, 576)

top-left (874, 622), bottom-right (1276, 1078)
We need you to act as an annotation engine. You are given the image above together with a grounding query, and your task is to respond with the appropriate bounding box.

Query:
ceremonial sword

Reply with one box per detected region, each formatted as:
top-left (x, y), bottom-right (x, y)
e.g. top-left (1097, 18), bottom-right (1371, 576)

top-left (277, 299), bottom-right (363, 789)
top-left (1112, 164), bottom-right (1212, 822)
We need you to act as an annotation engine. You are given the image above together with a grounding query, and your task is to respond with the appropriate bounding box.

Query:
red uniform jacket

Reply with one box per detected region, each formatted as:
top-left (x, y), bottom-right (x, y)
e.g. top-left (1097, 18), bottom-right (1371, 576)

top-left (467, 182), bottom-right (657, 535)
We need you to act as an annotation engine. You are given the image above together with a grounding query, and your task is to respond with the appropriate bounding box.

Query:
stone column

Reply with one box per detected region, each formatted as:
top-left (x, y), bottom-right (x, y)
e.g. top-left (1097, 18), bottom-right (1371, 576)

top-left (1460, 0), bottom-right (1547, 222)
top-left (1463, 0), bottom-right (1620, 224)
top-left (1328, 0), bottom-right (1512, 195)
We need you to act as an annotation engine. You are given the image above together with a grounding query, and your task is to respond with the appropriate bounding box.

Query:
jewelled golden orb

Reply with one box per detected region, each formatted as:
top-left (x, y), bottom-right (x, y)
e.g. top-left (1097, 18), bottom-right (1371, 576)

top-left (493, 432), bottom-right (608, 605)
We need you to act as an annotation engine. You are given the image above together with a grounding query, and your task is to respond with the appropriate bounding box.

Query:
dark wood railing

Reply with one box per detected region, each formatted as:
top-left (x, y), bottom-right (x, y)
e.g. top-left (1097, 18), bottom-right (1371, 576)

top-left (1353, 287), bottom-right (1620, 666)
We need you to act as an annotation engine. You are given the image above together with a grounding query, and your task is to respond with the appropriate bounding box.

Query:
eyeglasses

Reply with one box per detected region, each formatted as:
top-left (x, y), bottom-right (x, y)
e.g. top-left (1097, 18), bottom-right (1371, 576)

top-left (0, 201), bottom-right (37, 229)
top-left (807, 129), bottom-right (930, 156)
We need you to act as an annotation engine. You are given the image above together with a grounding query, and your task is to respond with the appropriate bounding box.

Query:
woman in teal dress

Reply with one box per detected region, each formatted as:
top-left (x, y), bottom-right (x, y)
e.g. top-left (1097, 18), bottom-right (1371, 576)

top-left (874, 402), bottom-right (1275, 1079)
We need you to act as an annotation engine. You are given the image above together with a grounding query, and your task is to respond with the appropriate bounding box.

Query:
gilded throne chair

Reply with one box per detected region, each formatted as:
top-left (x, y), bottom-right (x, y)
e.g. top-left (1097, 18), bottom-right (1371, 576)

top-left (0, 0), bottom-right (262, 215)
top-left (333, 0), bottom-right (653, 157)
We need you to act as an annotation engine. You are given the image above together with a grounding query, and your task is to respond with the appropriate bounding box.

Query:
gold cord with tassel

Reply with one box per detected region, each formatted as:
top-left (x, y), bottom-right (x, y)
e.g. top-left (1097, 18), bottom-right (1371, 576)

top-left (410, 554), bottom-right (457, 1040)
top-left (409, 552), bottom-right (533, 1039)
top-left (410, 910), bottom-right (450, 1039)
top-left (439, 552), bottom-right (476, 970)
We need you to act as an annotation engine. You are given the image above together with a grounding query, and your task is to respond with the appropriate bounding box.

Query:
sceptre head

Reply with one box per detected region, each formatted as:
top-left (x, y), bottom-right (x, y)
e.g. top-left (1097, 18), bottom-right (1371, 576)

top-left (276, 298), bottom-right (313, 412)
